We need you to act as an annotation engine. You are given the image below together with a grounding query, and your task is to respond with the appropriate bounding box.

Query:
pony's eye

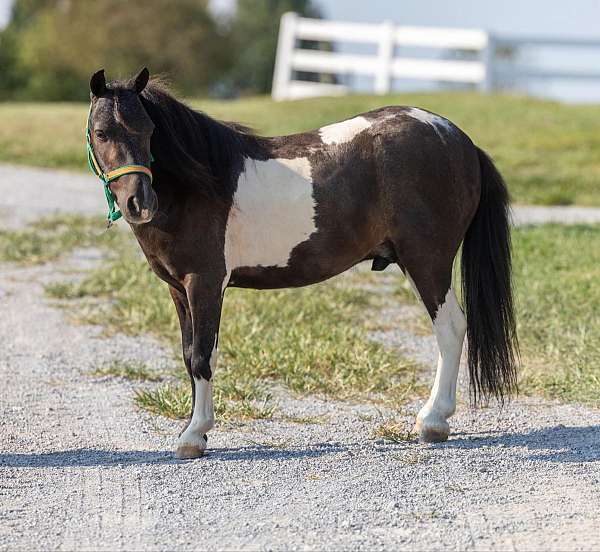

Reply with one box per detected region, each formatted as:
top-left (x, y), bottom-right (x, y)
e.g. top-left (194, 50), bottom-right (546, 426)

top-left (95, 129), bottom-right (108, 142)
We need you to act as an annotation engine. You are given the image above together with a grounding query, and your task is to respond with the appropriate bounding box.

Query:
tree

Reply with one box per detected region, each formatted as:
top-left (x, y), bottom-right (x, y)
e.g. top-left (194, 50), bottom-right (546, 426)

top-left (225, 0), bottom-right (320, 94)
top-left (3, 0), bottom-right (232, 100)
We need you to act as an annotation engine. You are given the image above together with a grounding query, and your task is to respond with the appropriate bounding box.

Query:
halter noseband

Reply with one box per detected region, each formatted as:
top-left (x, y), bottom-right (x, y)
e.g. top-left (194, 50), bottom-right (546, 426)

top-left (86, 105), bottom-right (153, 224)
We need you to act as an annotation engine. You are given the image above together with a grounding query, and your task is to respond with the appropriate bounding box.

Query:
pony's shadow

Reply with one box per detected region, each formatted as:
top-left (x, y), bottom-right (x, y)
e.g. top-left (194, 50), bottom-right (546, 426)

top-left (444, 424), bottom-right (600, 463)
top-left (0, 442), bottom-right (347, 468)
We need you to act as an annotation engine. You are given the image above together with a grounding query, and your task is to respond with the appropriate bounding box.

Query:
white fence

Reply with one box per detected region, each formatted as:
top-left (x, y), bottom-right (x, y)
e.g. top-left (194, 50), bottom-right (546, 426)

top-left (271, 13), bottom-right (600, 101)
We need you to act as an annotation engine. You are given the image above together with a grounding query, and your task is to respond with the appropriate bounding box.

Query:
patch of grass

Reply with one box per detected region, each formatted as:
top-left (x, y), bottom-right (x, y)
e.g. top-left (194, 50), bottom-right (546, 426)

top-left (42, 215), bottom-right (418, 420)
top-left (134, 384), bottom-right (191, 419)
top-left (0, 214), bottom-right (117, 264)
top-left (373, 420), bottom-right (415, 443)
top-left (92, 360), bottom-right (162, 382)
top-left (283, 414), bottom-right (326, 425)
top-left (45, 281), bottom-right (75, 299)
top-left (513, 224), bottom-right (600, 404)
top-left (55, 239), bottom-right (420, 411)
top-left (2, 93), bottom-right (600, 205)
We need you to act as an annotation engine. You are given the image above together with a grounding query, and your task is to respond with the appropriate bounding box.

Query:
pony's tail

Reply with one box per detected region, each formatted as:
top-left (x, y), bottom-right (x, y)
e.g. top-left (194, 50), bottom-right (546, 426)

top-left (461, 146), bottom-right (519, 403)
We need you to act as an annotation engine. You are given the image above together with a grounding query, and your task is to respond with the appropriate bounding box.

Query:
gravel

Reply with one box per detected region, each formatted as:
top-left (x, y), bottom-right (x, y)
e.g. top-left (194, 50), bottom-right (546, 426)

top-left (1, 163), bottom-right (600, 551)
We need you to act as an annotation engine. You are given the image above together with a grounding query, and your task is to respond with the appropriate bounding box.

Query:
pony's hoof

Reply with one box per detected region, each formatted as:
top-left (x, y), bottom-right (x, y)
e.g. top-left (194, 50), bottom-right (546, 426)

top-left (175, 434), bottom-right (207, 459)
top-left (413, 418), bottom-right (449, 443)
top-left (416, 426), bottom-right (449, 443)
top-left (175, 444), bottom-right (205, 459)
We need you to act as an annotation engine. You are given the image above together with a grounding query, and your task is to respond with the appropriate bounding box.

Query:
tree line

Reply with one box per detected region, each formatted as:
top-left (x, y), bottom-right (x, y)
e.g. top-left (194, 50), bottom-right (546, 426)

top-left (0, 0), bottom-right (319, 101)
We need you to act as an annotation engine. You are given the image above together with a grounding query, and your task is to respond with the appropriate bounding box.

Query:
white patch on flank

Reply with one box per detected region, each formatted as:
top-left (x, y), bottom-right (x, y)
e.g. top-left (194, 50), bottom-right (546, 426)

top-left (176, 338), bottom-right (218, 451)
top-left (416, 288), bottom-right (467, 437)
top-left (318, 116), bottom-right (372, 145)
top-left (224, 157), bottom-right (316, 271)
top-left (405, 107), bottom-right (453, 140)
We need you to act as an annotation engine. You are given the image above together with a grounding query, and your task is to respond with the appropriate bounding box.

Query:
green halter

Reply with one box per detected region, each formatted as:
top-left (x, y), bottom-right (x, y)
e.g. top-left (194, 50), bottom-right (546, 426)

top-left (85, 105), bottom-right (153, 224)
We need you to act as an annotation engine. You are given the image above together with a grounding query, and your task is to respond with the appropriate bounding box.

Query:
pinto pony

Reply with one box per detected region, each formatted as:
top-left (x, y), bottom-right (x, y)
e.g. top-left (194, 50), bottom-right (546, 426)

top-left (87, 68), bottom-right (518, 458)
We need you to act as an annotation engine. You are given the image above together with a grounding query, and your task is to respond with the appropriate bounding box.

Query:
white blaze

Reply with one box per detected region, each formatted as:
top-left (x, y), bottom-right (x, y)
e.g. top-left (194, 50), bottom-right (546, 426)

top-left (224, 157), bottom-right (316, 271)
top-left (318, 116), bottom-right (371, 145)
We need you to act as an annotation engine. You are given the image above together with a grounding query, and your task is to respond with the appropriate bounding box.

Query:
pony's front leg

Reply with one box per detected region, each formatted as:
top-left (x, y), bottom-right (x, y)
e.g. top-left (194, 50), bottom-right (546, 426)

top-left (175, 274), bottom-right (224, 459)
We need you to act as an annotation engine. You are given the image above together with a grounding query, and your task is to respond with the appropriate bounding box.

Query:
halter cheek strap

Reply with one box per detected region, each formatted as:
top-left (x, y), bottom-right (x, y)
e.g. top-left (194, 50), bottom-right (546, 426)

top-left (85, 105), bottom-right (153, 224)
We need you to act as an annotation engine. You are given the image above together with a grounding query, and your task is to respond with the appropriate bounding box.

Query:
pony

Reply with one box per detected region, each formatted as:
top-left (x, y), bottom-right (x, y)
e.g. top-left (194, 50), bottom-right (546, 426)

top-left (86, 68), bottom-right (518, 458)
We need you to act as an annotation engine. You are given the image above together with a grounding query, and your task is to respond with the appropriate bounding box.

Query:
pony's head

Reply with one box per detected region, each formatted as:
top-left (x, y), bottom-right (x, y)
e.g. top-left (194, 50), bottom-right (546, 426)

top-left (88, 68), bottom-right (157, 224)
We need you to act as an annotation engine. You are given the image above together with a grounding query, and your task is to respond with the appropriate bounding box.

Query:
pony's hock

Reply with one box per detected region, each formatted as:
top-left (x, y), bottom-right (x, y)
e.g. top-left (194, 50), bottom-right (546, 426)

top-left (87, 69), bottom-right (518, 454)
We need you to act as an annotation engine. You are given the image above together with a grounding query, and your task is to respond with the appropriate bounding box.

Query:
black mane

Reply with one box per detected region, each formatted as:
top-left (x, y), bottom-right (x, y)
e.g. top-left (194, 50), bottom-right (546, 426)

top-left (138, 79), bottom-right (266, 199)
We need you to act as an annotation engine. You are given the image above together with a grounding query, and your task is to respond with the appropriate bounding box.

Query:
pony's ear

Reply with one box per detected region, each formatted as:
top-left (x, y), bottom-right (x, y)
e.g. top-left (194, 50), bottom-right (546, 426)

top-left (90, 69), bottom-right (106, 97)
top-left (134, 67), bottom-right (150, 94)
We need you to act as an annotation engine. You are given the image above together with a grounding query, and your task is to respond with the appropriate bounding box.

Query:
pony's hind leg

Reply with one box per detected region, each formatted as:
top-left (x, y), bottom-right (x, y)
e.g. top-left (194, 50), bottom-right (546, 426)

top-left (403, 264), bottom-right (467, 442)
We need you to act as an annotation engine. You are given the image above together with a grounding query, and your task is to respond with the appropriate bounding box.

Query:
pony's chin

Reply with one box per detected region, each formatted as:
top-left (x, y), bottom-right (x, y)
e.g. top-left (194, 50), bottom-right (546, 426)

top-left (123, 209), bottom-right (155, 225)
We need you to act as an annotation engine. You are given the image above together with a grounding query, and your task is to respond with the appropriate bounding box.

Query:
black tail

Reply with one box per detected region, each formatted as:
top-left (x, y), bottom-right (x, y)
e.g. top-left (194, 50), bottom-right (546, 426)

top-left (461, 147), bottom-right (519, 403)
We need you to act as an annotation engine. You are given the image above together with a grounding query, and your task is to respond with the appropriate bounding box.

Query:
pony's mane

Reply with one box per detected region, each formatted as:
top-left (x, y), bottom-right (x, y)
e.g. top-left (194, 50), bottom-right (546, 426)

top-left (136, 78), bottom-right (266, 199)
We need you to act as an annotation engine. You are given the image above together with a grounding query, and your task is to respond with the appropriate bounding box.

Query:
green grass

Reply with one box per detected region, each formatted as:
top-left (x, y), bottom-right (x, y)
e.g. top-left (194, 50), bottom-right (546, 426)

top-left (0, 214), bottom-right (118, 264)
top-left (2, 92), bottom-right (600, 205)
top-left (133, 383), bottom-right (276, 421)
top-left (91, 360), bottom-right (162, 382)
top-left (513, 224), bottom-right (600, 404)
top-left (54, 252), bottom-right (421, 414)
top-left (18, 214), bottom-right (599, 411)
top-left (42, 215), bottom-right (419, 420)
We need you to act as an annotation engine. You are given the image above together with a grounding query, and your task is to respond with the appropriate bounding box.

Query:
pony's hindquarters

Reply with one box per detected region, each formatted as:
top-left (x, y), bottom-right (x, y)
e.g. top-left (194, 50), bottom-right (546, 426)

top-left (389, 138), bottom-right (518, 442)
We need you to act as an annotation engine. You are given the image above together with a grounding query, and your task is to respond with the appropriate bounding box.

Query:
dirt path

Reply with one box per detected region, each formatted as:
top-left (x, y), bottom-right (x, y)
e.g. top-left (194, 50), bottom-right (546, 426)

top-left (1, 164), bottom-right (600, 550)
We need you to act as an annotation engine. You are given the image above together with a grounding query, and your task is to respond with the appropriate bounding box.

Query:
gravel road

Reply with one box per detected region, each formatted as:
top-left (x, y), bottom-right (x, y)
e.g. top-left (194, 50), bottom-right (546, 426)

top-left (1, 163), bottom-right (600, 550)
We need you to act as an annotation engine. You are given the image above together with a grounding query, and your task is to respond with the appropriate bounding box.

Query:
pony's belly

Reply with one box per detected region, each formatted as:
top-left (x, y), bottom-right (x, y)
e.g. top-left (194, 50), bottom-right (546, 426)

top-left (228, 262), bottom-right (350, 290)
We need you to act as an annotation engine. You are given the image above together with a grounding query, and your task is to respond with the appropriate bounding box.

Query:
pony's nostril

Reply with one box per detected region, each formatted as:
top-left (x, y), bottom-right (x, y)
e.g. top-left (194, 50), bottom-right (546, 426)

top-left (127, 195), bottom-right (141, 217)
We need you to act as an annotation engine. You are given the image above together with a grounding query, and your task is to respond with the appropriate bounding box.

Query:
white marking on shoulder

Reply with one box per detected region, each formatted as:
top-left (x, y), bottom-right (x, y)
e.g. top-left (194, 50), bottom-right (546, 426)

top-left (224, 157), bottom-right (316, 271)
top-left (405, 108), bottom-right (454, 139)
top-left (319, 116), bottom-right (371, 145)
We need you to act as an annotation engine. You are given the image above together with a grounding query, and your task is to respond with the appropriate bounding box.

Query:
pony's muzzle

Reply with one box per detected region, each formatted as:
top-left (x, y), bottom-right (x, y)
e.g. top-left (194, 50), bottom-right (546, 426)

top-left (123, 180), bottom-right (157, 224)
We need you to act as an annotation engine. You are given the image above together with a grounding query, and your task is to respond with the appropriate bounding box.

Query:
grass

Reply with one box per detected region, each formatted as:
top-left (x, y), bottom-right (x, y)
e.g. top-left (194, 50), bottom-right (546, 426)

top-left (513, 224), bottom-right (600, 404)
top-left (373, 420), bottom-right (415, 443)
top-left (1, 92), bottom-right (600, 206)
top-left (133, 383), bottom-right (276, 421)
top-left (91, 360), bottom-right (162, 382)
top-left (10, 214), bottom-right (598, 413)
top-left (0, 214), bottom-right (118, 264)
top-left (40, 215), bottom-right (419, 420)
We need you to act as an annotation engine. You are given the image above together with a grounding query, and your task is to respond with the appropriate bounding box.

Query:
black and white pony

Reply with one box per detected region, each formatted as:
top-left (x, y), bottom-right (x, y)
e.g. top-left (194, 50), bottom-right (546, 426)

top-left (86, 68), bottom-right (518, 458)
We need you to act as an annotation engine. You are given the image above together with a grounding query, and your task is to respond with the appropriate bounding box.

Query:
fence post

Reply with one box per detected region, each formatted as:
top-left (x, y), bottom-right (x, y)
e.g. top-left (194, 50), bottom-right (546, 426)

top-left (375, 20), bottom-right (395, 95)
top-left (272, 12), bottom-right (299, 101)
top-left (481, 32), bottom-right (496, 92)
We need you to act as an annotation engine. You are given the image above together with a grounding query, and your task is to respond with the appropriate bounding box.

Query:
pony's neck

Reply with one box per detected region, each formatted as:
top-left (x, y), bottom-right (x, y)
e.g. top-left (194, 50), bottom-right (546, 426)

top-left (141, 82), bottom-right (266, 200)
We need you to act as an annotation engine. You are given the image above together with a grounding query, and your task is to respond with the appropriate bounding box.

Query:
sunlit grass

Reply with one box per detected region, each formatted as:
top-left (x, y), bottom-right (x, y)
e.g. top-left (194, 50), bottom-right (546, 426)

top-left (41, 215), bottom-right (420, 420)
top-left (2, 92), bottom-right (600, 205)
top-left (91, 360), bottom-right (162, 382)
top-left (24, 214), bottom-right (600, 412)
top-left (0, 214), bottom-right (117, 264)
top-left (373, 420), bottom-right (415, 443)
top-left (513, 224), bottom-right (600, 404)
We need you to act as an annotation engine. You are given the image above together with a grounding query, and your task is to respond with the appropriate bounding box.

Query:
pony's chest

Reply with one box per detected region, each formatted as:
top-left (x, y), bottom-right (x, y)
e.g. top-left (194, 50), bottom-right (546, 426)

top-left (224, 157), bottom-right (317, 271)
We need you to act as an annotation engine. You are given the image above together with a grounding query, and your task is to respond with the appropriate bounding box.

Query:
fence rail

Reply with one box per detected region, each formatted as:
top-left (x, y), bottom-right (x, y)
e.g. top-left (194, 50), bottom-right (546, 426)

top-left (272, 13), bottom-right (600, 101)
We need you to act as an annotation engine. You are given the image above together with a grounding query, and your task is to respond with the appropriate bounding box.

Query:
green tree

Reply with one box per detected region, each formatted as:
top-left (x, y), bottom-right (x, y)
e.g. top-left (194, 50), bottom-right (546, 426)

top-left (4, 0), bottom-right (232, 100)
top-left (226, 0), bottom-right (320, 94)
